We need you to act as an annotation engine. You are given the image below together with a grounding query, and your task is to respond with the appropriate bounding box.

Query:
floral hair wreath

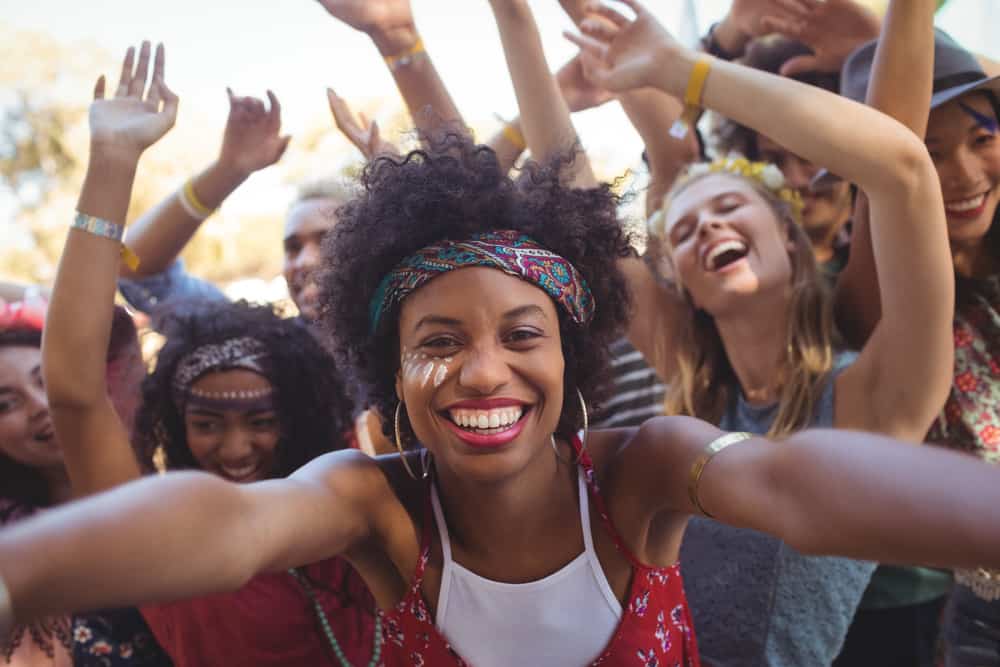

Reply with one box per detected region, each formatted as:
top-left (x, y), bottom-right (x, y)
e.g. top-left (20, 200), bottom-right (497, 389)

top-left (648, 156), bottom-right (805, 239)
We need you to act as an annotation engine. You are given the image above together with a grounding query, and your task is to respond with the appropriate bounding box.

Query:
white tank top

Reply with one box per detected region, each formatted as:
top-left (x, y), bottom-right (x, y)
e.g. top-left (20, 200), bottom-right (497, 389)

top-left (431, 468), bottom-right (623, 667)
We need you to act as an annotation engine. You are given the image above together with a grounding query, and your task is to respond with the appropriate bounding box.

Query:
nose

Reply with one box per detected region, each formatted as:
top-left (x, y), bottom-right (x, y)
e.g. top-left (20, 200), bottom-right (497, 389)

top-left (458, 344), bottom-right (512, 396)
top-left (26, 384), bottom-right (49, 421)
top-left (294, 240), bottom-right (321, 273)
top-left (696, 216), bottom-right (724, 241)
top-left (944, 147), bottom-right (983, 192)
top-left (219, 425), bottom-right (256, 460)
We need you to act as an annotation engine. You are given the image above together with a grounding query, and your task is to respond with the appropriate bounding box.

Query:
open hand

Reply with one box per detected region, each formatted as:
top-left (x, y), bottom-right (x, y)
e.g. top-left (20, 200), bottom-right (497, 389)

top-left (558, 53), bottom-right (614, 113)
top-left (761, 0), bottom-right (881, 77)
top-left (88, 42), bottom-right (178, 161)
top-left (565, 0), bottom-right (683, 95)
top-left (218, 89), bottom-right (291, 176)
top-left (326, 88), bottom-right (399, 160)
top-left (725, 0), bottom-right (812, 40)
top-left (314, 0), bottom-right (414, 35)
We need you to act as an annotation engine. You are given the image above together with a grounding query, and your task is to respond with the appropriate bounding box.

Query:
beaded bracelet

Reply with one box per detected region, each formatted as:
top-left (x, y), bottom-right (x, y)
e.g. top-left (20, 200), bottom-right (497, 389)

top-left (687, 431), bottom-right (752, 518)
top-left (71, 213), bottom-right (140, 271)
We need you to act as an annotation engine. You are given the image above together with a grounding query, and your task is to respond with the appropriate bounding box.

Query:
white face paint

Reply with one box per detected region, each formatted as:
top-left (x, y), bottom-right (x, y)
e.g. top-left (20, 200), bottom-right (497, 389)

top-left (401, 350), bottom-right (455, 389)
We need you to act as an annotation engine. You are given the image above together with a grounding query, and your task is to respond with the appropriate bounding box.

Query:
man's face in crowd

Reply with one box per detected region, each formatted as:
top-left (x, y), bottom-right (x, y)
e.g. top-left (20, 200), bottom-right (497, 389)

top-left (282, 198), bottom-right (339, 322)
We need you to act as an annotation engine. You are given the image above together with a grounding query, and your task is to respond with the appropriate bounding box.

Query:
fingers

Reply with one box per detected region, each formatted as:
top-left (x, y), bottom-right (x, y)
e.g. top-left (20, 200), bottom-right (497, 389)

top-left (266, 90), bottom-right (282, 130)
top-left (773, 0), bottom-right (819, 16)
top-left (327, 87), bottom-right (359, 133)
top-left (564, 29), bottom-right (609, 57)
top-left (276, 135), bottom-right (292, 161)
top-left (158, 80), bottom-right (180, 128)
top-left (582, 1), bottom-right (630, 28)
top-left (780, 53), bottom-right (823, 77)
top-left (579, 16), bottom-right (619, 43)
top-left (129, 41), bottom-right (152, 98)
top-left (116, 47), bottom-right (135, 98)
top-left (760, 14), bottom-right (804, 37)
top-left (147, 43), bottom-right (166, 108)
top-left (93, 75), bottom-right (106, 100)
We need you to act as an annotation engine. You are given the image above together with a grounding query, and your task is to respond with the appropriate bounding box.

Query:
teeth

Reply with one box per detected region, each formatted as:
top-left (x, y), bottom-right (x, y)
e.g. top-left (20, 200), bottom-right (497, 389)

top-left (448, 407), bottom-right (524, 431)
top-left (946, 194), bottom-right (986, 212)
top-left (706, 240), bottom-right (748, 269)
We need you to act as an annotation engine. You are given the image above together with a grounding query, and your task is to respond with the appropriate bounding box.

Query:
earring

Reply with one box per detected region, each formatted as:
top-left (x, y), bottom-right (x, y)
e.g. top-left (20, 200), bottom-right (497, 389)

top-left (394, 401), bottom-right (424, 481)
top-left (550, 388), bottom-right (591, 466)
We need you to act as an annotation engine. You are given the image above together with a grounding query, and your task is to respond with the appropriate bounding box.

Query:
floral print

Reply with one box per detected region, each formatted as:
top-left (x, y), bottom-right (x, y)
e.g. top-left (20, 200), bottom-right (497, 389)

top-left (928, 274), bottom-right (1000, 464)
top-left (376, 437), bottom-right (700, 666)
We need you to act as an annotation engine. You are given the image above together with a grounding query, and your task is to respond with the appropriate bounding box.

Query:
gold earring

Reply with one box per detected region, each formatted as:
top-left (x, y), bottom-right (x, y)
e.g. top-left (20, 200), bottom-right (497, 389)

top-left (394, 401), bottom-right (421, 481)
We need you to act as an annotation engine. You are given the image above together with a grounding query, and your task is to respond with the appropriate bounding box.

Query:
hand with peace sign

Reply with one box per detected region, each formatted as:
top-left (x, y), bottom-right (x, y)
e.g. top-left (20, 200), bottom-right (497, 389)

top-left (88, 41), bottom-right (178, 162)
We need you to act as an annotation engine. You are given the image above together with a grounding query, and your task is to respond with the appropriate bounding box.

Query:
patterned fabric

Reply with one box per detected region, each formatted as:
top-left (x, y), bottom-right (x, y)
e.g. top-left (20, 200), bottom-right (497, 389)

top-left (927, 273), bottom-right (1000, 464)
top-left (171, 336), bottom-right (270, 406)
top-left (368, 230), bottom-right (595, 334)
top-left (377, 435), bottom-right (700, 666)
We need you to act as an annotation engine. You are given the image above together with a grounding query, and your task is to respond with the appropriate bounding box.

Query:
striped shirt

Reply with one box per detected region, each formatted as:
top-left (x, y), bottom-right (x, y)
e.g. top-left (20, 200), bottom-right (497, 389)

top-left (594, 337), bottom-right (667, 429)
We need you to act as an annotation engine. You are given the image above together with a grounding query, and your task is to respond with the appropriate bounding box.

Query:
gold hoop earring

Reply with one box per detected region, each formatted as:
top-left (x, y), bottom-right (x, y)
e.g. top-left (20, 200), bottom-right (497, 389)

top-left (577, 387), bottom-right (589, 456)
top-left (394, 401), bottom-right (422, 481)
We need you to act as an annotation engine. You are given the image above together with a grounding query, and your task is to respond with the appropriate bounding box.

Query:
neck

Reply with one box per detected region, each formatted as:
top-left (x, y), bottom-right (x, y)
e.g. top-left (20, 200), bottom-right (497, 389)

top-left (41, 466), bottom-right (73, 505)
top-left (433, 440), bottom-right (579, 568)
top-left (808, 214), bottom-right (850, 267)
top-left (952, 237), bottom-right (999, 280)
top-left (714, 291), bottom-right (791, 405)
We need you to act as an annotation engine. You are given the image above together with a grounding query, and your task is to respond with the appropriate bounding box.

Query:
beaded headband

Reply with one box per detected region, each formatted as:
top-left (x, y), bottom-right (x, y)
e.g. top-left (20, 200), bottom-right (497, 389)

top-left (651, 157), bottom-right (805, 239)
top-left (368, 230), bottom-right (595, 334)
top-left (172, 337), bottom-right (271, 408)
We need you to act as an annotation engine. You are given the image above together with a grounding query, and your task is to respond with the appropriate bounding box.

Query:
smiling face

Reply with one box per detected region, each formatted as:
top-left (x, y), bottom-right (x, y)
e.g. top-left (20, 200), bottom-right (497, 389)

top-left (395, 267), bottom-right (565, 482)
top-left (283, 198), bottom-right (339, 322)
top-left (183, 368), bottom-right (280, 483)
top-left (755, 134), bottom-right (853, 248)
top-left (926, 93), bottom-right (1000, 250)
top-left (0, 345), bottom-right (61, 471)
top-left (665, 174), bottom-right (796, 316)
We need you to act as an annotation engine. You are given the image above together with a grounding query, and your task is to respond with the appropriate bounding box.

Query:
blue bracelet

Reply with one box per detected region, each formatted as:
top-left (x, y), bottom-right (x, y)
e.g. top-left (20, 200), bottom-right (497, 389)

top-left (72, 212), bottom-right (125, 242)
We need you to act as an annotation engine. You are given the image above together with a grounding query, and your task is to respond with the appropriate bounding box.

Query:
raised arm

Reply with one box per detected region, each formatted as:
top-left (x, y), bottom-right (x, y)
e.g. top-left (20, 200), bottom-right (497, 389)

top-left (317, 0), bottom-right (469, 141)
top-left (575, 0), bottom-right (953, 441)
top-left (121, 88), bottom-right (290, 279)
top-left (0, 449), bottom-right (380, 633)
top-left (43, 43), bottom-right (179, 496)
top-left (831, 0), bottom-right (937, 345)
top-left (488, 0), bottom-right (596, 187)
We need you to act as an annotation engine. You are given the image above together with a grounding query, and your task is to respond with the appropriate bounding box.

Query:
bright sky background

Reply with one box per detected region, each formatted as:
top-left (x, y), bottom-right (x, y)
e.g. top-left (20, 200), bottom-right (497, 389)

top-left (3, 0), bottom-right (999, 284)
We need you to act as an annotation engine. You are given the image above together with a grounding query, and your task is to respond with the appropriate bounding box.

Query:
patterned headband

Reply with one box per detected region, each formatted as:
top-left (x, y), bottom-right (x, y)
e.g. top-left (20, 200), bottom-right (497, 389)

top-left (368, 230), bottom-right (595, 334)
top-left (172, 336), bottom-right (271, 407)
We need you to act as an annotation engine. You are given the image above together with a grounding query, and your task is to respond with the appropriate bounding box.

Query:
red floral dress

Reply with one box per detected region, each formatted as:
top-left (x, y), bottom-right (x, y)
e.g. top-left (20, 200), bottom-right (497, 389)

top-left (377, 436), bottom-right (701, 666)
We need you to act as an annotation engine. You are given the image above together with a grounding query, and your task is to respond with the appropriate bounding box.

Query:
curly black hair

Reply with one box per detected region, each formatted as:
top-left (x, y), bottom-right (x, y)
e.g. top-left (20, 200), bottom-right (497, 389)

top-left (0, 328), bottom-right (48, 513)
top-left (133, 300), bottom-right (354, 476)
top-left (318, 135), bottom-right (634, 445)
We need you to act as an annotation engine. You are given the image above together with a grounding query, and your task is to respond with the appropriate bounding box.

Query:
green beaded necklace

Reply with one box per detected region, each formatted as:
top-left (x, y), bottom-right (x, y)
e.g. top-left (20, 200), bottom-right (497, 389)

top-left (288, 568), bottom-right (383, 667)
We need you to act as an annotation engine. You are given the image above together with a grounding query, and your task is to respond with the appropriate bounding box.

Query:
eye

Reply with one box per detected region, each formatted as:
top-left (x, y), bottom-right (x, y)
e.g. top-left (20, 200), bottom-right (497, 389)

top-left (251, 417), bottom-right (279, 431)
top-left (505, 328), bottom-right (543, 346)
top-left (670, 222), bottom-right (694, 246)
top-left (190, 420), bottom-right (220, 434)
top-left (421, 336), bottom-right (461, 350)
top-left (974, 133), bottom-right (996, 148)
top-left (0, 397), bottom-right (20, 414)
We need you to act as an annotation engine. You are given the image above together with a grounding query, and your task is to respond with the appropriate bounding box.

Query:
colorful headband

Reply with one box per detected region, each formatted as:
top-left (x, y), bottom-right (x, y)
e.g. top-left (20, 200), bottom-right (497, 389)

top-left (368, 230), bottom-right (595, 333)
top-left (172, 336), bottom-right (271, 407)
top-left (652, 157), bottom-right (805, 239)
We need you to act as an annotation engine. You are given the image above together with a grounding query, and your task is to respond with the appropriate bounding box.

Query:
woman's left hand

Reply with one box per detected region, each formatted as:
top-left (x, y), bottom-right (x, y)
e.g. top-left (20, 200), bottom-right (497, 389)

top-left (88, 42), bottom-right (179, 162)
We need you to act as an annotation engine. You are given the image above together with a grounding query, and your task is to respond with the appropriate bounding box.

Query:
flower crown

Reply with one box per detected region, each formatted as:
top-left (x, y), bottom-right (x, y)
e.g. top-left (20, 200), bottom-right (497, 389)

top-left (649, 156), bottom-right (805, 239)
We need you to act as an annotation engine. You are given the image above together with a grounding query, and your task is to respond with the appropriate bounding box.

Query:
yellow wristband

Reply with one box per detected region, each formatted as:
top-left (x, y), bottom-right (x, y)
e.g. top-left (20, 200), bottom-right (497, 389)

top-left (384, 38), bottom-right (426, 71)
top-left (671, 57), bottom-right (712, 140)
top-left (687, 431), bottom-right (751, 518)
top-left (181, 179), bottom-right (213, 219)
top-left (502, 124), bottom-right (526, 152)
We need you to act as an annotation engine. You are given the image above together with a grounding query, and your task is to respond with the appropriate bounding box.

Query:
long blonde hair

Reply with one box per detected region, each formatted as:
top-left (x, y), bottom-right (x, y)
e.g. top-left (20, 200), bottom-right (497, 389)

top-left (652, 165), bottom-right (839, 437)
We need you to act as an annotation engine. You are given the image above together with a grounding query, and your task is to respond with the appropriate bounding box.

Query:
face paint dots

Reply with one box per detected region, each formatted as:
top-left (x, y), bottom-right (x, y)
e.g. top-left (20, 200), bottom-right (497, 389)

top-left (401, 350), bottom-right (454, 389)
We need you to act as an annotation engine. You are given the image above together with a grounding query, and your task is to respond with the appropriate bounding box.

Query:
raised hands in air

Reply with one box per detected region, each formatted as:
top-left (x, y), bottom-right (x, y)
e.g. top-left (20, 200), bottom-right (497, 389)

top-left (315, 0), bottom-right (418, 54)
top-left (90, 41), bottom-right (178, 161)
top-left (761, 0), bottom-right (881, 77)
top-left (326, 88), bottom-right (399, 159)
top-left (556, 54), bottom-right (615, 113)
top-left (218, 88), bottom-right (291, 177)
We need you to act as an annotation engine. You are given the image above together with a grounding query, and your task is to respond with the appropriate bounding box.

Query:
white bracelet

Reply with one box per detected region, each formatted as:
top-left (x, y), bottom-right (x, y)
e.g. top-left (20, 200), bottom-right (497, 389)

top-left (176, 188), bottom-right (209, 221)
top-left (0, 571), bottom-right (14, 643)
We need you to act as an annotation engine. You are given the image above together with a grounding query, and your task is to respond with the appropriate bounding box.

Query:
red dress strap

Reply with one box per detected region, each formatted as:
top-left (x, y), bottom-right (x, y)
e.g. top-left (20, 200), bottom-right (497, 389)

top-left (570, 434), bottom-right (645, 570)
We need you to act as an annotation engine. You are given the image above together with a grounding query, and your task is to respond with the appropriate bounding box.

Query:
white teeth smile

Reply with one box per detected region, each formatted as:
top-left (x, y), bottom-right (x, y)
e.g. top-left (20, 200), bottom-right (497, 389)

top-left (705, 239), bottom-right (748, 270)
top-left (221, 462), bottom-right (259, 479)
top-left (946, 194), bottom-right (987, 213)
top-left (448, 407), bottom-right (524, 431)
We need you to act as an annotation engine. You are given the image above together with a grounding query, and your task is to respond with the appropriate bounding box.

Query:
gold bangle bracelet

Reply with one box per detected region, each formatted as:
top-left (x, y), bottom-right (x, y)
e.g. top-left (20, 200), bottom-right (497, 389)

top-left (687, 431), bottom-right (752, 518)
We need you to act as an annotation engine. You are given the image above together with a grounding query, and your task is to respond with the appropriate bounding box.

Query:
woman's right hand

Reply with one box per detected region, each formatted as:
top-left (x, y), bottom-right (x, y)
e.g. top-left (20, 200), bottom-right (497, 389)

top-left (88, 42), bottom-right (178, 163)
top-left (217, 89), bottom-right (291, 177)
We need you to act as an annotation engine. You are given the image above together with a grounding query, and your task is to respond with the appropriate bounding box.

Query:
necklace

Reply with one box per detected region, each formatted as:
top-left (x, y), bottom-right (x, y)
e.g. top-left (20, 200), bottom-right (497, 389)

top-left (288, 568), bottom-right (383, 667)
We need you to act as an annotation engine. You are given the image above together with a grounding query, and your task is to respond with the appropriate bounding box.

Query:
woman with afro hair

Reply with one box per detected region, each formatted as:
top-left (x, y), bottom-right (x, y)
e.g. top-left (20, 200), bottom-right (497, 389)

top-left (3, 16), bottom-right (1000, 667)
top-left (32, 45), bottom-right (378, 667)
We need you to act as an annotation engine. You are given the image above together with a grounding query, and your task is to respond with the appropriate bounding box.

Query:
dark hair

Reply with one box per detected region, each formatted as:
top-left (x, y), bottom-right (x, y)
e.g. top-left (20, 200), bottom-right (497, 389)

top-left (133, 300), bottom-right (354, 475)
top-left (318, 134), bottom-right (634, 444)
top-left (0, 328), bottom-right (49, 513)
top-left (713, 36), bottom-right (841, 158)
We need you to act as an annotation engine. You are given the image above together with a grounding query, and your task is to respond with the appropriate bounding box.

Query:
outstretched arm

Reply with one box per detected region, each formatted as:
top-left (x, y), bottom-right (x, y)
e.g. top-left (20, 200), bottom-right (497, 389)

top-left (317, 0), bottom-right (469, 141)
top-left (43, 42), bottom-right (179, 496)
top-left (0, 450), bottom-right (380, 632)
top-left (627, 416), bottom-right (1000, 569)
top-left (574, 0), bottom-right (953, 442)
top-left (121, 88), bottom-right (290, 279)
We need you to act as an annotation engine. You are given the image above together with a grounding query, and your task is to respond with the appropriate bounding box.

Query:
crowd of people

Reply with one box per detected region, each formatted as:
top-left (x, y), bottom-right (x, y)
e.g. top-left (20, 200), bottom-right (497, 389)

top-left (1, 0), bottom-right (999, 665)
